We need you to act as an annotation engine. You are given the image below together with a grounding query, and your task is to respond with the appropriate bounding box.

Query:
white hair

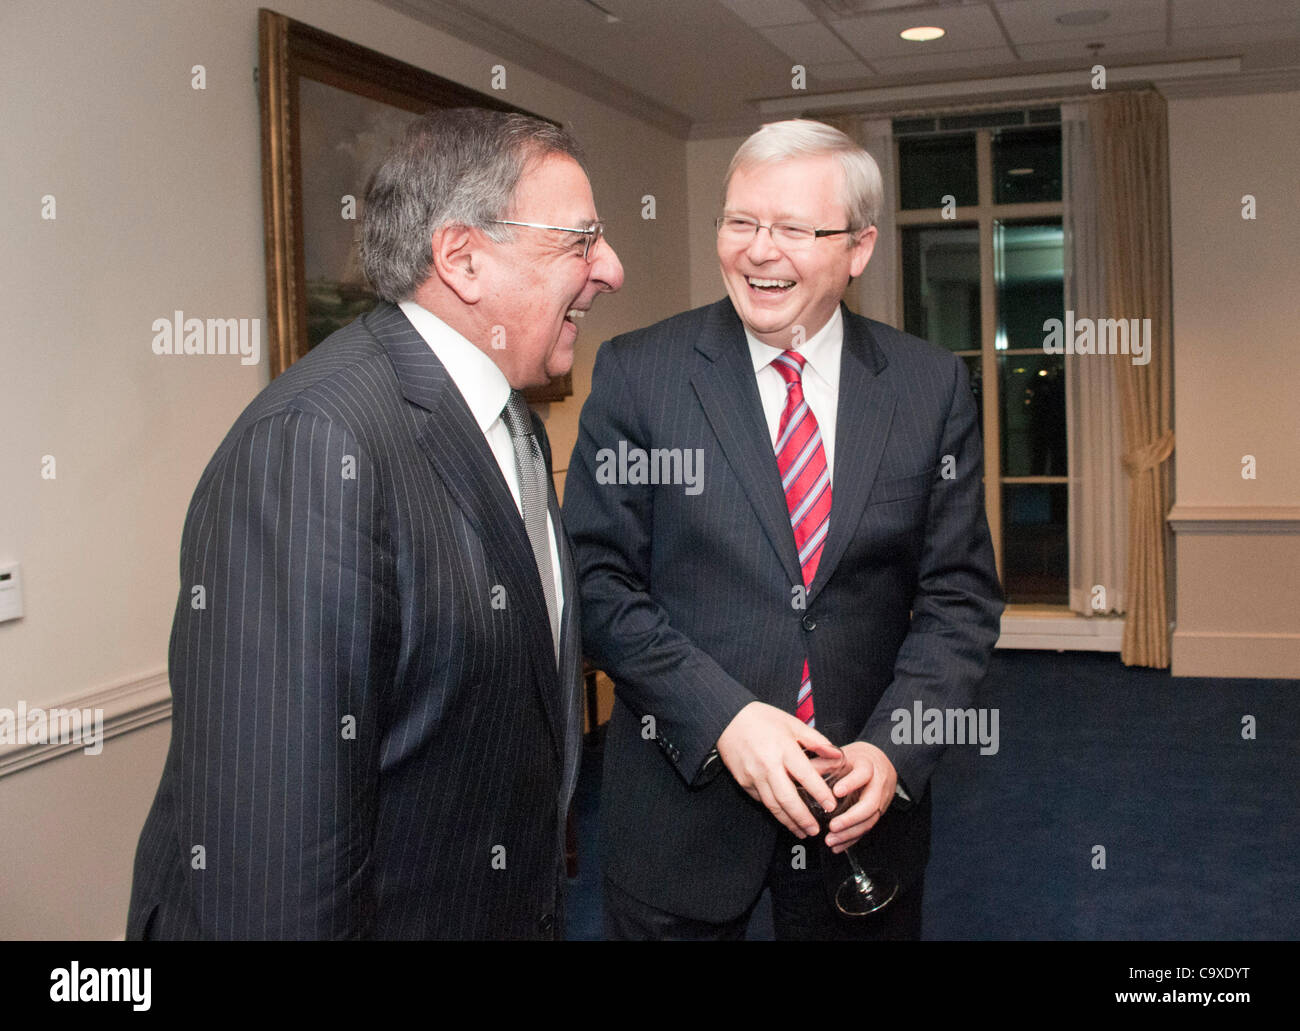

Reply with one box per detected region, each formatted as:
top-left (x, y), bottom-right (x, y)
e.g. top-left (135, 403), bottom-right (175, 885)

top-left (724, 119), bottom-right (883, 231)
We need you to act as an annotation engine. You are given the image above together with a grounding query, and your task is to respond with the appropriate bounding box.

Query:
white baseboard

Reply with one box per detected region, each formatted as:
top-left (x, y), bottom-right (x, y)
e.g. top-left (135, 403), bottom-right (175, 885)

top-left (1172, 631), bottom-right (1300, 678)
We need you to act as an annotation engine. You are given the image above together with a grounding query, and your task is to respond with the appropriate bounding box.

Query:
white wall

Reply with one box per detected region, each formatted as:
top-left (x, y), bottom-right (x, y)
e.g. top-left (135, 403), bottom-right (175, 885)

top-left (0, 0), bottom-right (687, 939)
top-left (685, 134), bottom-right (745, 310)
top-left (1166, 89), bottom-right (1300, 676)
top-left (1168, 90), bottom-right (1300, 509)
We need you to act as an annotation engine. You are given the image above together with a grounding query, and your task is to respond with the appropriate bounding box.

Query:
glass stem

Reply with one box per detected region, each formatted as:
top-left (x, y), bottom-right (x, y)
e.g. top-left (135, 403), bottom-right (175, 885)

top-left (842, 845), bottom-right (876, 895)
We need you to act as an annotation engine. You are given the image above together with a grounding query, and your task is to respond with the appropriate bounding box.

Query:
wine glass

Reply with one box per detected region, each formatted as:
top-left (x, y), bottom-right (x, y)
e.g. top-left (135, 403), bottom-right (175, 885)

top-left (795, 750), bottom-right (899, 916)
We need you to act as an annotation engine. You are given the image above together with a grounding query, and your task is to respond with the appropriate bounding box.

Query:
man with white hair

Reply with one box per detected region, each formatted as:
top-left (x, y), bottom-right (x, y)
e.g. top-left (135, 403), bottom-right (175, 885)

top-left (565, 119), bottom-right (1002, 939)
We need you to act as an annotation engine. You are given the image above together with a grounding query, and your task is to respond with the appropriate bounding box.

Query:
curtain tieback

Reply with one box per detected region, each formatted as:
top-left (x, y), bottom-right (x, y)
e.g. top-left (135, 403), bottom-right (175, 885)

top-left (1122, 431), bottom-right (1175, 474)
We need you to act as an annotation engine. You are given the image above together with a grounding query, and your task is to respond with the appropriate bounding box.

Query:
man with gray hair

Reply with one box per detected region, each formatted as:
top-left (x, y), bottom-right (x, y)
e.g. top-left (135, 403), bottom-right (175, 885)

top-left (128, 107), bottom-right (623, 939)
top-left (565, 119), bottom-right (1001, 939)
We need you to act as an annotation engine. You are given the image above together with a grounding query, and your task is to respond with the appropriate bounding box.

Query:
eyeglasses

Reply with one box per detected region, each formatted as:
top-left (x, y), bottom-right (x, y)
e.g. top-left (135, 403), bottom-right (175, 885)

top-left (716, 215), bottom-right (853, 248)
top-left (490, 219), bottom-right (607, 261)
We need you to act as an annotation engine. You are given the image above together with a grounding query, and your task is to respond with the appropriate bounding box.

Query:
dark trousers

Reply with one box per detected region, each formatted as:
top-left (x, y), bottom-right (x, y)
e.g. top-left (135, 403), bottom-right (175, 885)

top-left (604, 828), bottom-right (924, 941)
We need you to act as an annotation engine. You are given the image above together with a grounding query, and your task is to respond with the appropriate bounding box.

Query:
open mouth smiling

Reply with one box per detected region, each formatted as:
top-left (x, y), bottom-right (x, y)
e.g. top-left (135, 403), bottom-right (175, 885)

top-left (746, 276), bottom-right (795, 293)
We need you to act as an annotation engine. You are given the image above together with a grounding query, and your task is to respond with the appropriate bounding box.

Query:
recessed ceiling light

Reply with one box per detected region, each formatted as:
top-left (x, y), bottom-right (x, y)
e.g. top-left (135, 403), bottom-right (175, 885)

top-left (1055, 10), bottom-right (1110, 27)
top-left (900, 26), bottom-right (945, 42)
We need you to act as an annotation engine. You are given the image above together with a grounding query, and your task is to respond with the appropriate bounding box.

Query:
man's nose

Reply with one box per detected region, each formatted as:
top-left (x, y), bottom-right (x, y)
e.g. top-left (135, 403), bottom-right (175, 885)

top-left (745, 224), bottom-right (781, 262)
top-left (591, 236), bottom-right (625, 293)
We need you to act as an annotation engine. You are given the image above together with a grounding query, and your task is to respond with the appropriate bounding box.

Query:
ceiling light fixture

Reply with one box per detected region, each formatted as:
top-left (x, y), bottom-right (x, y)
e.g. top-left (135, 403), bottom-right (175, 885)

top-left (900, 25), bottom-right (945, 41)
top-left (819, 0), bottom-right (930, 13)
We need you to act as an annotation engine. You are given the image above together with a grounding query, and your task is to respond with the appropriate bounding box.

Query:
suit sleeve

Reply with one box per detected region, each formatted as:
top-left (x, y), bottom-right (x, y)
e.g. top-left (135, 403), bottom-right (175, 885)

top-left (167, 409), bottom-right (393, 938)
top-left (856, 356), bottom-right (1004, 801)
top-left (564, 342), bottom-right (757, 784)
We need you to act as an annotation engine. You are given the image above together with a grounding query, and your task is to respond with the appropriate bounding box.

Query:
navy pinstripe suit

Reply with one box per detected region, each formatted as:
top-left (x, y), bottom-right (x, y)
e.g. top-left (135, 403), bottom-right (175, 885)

top-left (127, 304), bottom-right (582, 939)
top-left (563, 298), bottom-right (1003, 923)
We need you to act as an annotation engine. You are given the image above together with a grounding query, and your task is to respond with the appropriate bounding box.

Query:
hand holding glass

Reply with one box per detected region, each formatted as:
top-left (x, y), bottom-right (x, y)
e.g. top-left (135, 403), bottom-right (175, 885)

top-left (795, 749), bottom-right (899, 916)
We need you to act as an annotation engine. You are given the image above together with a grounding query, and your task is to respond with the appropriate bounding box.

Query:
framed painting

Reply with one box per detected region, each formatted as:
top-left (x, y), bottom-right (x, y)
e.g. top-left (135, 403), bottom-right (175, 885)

top-left (257, 8), bottom-right (572, 402)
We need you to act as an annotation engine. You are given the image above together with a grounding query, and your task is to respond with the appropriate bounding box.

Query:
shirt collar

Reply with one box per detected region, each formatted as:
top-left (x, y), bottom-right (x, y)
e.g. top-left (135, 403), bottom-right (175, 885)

top-left (745, 304), bottom-right (844, 382)
top-left (398, 300), bottom-right (511, 433)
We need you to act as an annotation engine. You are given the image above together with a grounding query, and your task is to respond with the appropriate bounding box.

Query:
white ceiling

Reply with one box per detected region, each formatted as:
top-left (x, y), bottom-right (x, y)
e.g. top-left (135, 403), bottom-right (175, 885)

top-left (377, 0), bottom-right (1300, 135)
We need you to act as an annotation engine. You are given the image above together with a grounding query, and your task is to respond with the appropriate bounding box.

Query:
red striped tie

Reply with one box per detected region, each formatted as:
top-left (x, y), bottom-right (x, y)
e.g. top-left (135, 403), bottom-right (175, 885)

top-left (772, 351), bottom-right (830, 727)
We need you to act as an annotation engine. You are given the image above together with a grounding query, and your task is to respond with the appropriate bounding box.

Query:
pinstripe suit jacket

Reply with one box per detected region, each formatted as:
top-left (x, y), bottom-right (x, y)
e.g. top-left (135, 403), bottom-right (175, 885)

top-left (127, 304), bottom-right (582, 940)
top-left (563, 299), bottom-right (1003, 921)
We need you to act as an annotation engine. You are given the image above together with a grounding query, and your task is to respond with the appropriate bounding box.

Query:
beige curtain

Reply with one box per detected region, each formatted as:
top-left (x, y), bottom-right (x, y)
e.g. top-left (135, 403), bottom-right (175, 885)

top-left (1091, 91), bottom-right (1175, 667)
top-left (824, 114), bottom-right (897, 325)
top-left (1063, 101), bottom-right (1128, 617)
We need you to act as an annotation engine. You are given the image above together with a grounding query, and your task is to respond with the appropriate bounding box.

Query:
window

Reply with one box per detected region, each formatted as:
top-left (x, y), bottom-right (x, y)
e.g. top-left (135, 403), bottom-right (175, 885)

top-left (896, 112), bottom-right (1066, 605)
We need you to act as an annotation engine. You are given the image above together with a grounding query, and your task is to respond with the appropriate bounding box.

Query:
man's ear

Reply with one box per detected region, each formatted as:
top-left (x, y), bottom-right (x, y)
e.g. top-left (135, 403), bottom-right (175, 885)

top-left (431, 224), bottom-right (484, 304)
top-left (849, 224), bottom-right (877, 279)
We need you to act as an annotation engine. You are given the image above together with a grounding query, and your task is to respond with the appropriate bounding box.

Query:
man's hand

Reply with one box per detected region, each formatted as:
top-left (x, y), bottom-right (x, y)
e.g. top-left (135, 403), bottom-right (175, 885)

top-left (716, 701), bottom-right (842, 838)
top-left (824, 741), bottom-right (897, 853)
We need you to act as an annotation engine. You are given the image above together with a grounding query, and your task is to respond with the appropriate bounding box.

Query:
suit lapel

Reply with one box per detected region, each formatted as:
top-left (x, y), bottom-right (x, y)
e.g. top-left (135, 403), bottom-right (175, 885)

top-left (365, 304), bottom-right (565, 753)
top-left (810, 306), bottom-right (895, 604)
top-left (690, 302), bottom-right (804, 589)
top-left (688, 301), bottom-right (897, 605)
top-left (550, 486), bottom-right (584, 808)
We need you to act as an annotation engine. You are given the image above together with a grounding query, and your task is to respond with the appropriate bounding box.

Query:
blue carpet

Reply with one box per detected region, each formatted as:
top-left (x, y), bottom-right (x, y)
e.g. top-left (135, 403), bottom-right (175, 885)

top-left (566, 649), bottom-right (1300, 940)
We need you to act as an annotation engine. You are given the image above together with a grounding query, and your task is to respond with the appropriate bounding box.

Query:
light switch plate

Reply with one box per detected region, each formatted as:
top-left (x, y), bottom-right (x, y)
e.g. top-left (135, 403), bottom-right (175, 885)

top-left (0, 563), bottom-right (23, 622)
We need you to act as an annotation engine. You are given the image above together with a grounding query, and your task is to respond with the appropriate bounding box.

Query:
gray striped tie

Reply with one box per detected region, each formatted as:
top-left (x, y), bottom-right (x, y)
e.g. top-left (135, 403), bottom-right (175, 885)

top-left (503, 391), bottom-right (561, 664)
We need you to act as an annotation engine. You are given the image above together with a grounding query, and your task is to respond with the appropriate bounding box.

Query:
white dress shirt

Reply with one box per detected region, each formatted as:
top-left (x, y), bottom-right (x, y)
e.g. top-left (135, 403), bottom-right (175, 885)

top-left (746, 305), bottom-right (843, 483)
top-left (398, 301), bottom-right (564, 618)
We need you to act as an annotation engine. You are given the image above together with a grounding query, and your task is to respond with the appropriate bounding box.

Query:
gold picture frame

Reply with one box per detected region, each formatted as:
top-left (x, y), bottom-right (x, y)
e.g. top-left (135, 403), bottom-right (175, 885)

top-left (257, 8), bottom-right (572, 402)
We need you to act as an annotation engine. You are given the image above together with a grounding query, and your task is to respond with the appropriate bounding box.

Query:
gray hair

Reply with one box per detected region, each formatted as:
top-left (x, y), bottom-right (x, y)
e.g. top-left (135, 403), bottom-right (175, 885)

top-left (723, 119), bottom-right (883, 232)
top-left (361, 107), bottom-right (586, 302)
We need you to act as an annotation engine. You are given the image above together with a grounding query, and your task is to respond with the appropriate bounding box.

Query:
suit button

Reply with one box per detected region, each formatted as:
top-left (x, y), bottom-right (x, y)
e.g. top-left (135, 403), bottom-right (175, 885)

top-left (802, 614), bottom-right (817, 631)
top-left (538, 913), bottom-right (555, 933)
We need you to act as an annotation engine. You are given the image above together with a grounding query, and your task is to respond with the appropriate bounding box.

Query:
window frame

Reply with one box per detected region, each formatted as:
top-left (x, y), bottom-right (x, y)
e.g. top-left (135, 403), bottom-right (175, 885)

top-left (895, 126), bottom-right (1067, 604)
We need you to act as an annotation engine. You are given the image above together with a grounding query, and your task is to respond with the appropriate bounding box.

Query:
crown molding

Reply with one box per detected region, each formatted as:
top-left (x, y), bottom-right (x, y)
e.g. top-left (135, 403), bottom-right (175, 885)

top-left (1156, 65), bottom-right (1300, 99)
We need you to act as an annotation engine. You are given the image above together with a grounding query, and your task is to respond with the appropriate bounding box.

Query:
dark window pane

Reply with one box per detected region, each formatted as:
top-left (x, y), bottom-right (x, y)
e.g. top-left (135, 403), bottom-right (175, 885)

top-left (995, 220), bottom-right (1063, 351)
top-left (1001, 484), bottom-right (1068, 605)
top-left (993, 126), bottom-right (1062, 204)
top-left (998, 354), bottom-right (1066, 477)
top-left (893, 117), bottom-right (938, 135)
top-left (901, 224), bottom-right (981, 353)
top-left (898, 134), bottom-right (977, 210)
